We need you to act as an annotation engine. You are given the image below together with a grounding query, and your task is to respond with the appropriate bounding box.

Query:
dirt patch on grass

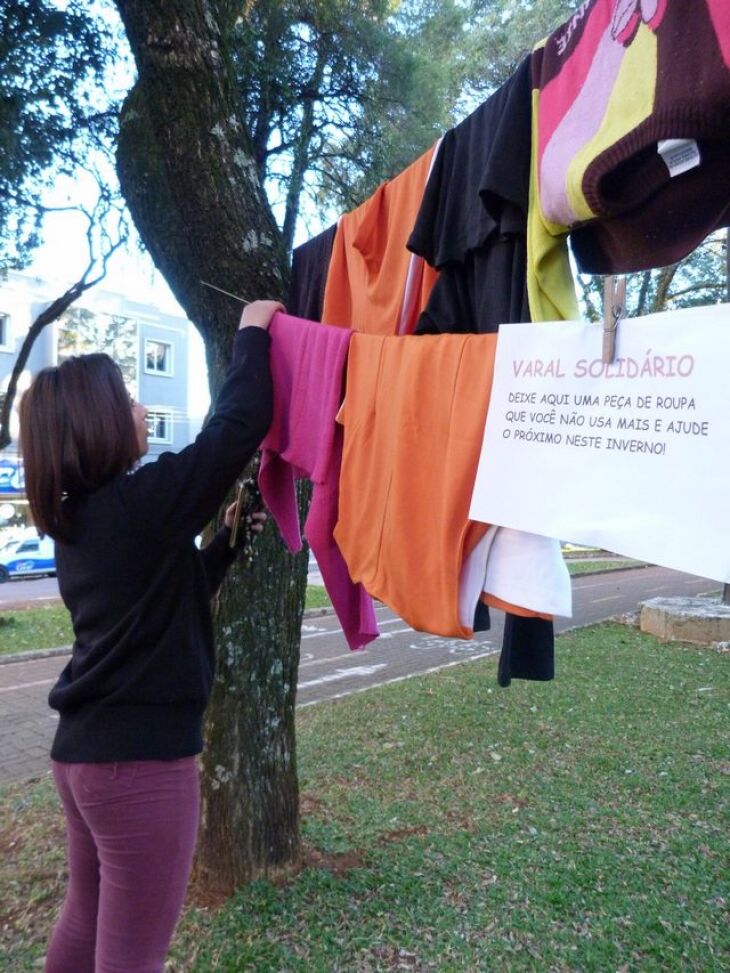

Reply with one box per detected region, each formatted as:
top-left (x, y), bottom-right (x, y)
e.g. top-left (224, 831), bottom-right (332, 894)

top-left (493, 792), bottom-right (529, 808)
top-left (0, 824), bottom-right (24, 857)
top-left (302, 843), bottom-right (366, 876)
top-left (299, 791), bottom-right (328, 815)
top-left (360, 943), bottom-right (435, 971)
top-left (444, 809), bottom-right (477, 830)
top-left (185, 872), bottom-right (231, 912)
top-left (375, 825), bottom-right (429, 846)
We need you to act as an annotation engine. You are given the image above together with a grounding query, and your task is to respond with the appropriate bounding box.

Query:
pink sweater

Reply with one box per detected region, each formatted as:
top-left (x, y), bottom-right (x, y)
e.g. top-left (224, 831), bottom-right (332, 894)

top-left (259, 312), bottom-right (379, 650)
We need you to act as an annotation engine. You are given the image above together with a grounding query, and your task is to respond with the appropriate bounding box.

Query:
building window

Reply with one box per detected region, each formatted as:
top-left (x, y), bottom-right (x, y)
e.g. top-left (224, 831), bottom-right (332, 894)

top-left (147, 410), bottom-right (174, 444)
top-left (0, 313), bottom-right (11, 351)
top-left (144, 339), bottom-right (173, 376)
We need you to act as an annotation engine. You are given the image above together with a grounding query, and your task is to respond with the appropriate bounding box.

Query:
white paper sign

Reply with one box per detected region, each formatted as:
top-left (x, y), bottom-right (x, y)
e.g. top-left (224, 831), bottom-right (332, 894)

top-left (469, 304), bottom-right (730, 583)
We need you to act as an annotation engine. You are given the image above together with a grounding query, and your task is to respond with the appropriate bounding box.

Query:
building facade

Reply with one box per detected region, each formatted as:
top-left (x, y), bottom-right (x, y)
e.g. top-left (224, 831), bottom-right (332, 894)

top-left (0, 271), bottom-right (203, 532)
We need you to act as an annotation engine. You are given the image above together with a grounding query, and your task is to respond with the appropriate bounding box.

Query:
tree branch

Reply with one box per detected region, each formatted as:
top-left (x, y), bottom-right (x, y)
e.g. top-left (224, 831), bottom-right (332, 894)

top-left (666, 281), bottom-right (723, 302)
top-left (0, 197), bottom-right (127, 449)
top-left (635, 270), bottom-right (652, 316)
top-left (652, 263), bottom-right (680, 312)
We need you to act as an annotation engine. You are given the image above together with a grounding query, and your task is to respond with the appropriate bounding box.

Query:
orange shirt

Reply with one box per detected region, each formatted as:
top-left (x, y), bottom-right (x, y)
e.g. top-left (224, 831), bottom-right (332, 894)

top-left (335, 333), bottom-right (496, 638)
top-left (321, 145), bottom-right (439, 335)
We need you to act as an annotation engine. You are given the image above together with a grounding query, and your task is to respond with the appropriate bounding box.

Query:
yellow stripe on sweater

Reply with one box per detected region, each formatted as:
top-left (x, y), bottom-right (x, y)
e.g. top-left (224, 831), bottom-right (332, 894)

top-left (567, 24), bottom-right (658, 222)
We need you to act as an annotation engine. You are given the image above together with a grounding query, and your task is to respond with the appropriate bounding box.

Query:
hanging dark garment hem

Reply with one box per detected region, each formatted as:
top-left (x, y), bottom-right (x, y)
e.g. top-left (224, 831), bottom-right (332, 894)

top-left (498, 614), bottom-right (555, 689)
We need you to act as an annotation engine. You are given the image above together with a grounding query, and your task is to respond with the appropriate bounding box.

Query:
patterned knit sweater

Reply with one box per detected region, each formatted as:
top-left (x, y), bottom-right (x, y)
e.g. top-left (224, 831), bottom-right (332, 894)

top-left (528, 0), bottom-right (730, 321)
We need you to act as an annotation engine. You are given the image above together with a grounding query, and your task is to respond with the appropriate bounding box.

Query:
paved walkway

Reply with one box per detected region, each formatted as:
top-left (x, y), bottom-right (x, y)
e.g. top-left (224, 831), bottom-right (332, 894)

top-left (0, 654), bottom-right (60, 782)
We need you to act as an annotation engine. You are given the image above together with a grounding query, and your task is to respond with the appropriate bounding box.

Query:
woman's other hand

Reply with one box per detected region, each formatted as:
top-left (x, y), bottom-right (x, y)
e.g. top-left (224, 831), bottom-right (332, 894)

top-left (238, 300), bottom-right (285, 330)
top-left (224, 502), bottom-right (267, 534)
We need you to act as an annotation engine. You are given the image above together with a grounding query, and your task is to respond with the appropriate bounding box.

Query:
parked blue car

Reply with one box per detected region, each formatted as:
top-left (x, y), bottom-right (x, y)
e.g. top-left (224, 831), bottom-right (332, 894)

top-left (0, 534), bottom-right (56, 582)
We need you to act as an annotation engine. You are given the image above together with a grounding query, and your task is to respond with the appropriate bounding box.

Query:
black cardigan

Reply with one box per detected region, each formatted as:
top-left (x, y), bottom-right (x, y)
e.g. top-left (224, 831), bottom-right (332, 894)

top-left (49, 327), bottom-right (272, 762)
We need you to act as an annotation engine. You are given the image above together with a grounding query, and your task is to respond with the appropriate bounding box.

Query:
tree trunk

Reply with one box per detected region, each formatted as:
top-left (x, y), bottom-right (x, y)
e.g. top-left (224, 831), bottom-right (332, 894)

top-left (114, 0), bottom-right (304, 891)
top-left (200, 527), bottom-right (307, 889)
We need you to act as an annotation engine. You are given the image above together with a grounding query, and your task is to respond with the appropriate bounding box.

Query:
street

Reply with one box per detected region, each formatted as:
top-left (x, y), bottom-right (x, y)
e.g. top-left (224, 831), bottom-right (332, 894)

top-left (0, 575), bottom-right (60, 610)
top-left (0, 565), bottom-right (719, 783)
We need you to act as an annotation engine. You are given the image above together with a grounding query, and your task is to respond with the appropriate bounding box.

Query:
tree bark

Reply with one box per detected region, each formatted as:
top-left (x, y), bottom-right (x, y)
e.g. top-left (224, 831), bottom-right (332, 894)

top-left (199, 524), bottom-right (307, 890)
top-left (114, 0), bottom-right (305, 891)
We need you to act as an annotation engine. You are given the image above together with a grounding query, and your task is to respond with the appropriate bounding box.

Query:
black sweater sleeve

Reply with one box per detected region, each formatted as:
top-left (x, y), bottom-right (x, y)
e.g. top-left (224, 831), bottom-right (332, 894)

top-left (120, 327), bottom-right (273, 546)
top-left (199, 526), bottom-right (237, 596)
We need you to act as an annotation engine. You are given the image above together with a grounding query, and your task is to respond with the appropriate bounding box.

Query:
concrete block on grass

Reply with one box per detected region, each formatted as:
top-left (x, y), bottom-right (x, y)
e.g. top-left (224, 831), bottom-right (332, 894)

top-left (640, 596), bottom-right (730, 644)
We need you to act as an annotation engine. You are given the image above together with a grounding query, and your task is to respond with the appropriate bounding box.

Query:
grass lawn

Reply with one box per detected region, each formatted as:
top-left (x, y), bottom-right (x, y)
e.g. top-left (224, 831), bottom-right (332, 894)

top-left (305, 584), bottom-right (332, 611)
top-left (1, 623), bottom-right (727, 971)
top-left (0, 604), bottom-right (73, 657)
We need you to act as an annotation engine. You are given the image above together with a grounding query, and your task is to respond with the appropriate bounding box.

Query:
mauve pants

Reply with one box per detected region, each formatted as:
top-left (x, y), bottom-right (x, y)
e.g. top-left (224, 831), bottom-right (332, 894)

top-left (45, 757), bottom-right (199, 973)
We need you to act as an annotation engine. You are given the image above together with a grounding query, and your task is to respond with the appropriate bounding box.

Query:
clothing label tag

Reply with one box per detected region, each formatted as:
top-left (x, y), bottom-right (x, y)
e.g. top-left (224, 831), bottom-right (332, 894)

top-left (657, 138), bottom-right (701, 177)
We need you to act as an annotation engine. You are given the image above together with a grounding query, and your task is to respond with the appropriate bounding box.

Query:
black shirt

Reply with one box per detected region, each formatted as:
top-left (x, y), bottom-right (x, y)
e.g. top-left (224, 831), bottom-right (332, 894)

top-left (49, 327), bottom-right (272, 762)
top-left (407, 55), bottom-right (532, 269)
top-left (288, 224), bottom-right (337, 321)
top-left (409, 56), bottom-right (533, 335)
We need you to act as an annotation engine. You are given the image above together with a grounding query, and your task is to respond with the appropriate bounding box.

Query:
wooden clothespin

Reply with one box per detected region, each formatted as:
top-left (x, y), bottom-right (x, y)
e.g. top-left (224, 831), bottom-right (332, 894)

top-left (602, 275), bottom-right (626, 364)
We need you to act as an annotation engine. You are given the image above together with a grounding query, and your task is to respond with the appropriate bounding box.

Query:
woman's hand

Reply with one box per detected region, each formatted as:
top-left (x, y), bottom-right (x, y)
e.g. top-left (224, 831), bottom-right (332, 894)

top-left (224, 502), bottom-right (267, 534)
top-left (238, 300), bottom-right (285, 330)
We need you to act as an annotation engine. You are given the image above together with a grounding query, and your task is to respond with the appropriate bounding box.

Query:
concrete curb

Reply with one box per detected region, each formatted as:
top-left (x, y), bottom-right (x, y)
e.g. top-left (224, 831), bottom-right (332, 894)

top-left (567, 562), bottom-right (649, 579)
top-left (0, 644), bottom-right (71, 666)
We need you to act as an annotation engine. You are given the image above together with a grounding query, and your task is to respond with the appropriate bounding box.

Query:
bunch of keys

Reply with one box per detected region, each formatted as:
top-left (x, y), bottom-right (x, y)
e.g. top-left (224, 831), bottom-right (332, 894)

top-left (228, 475), bottom-right (264, 566)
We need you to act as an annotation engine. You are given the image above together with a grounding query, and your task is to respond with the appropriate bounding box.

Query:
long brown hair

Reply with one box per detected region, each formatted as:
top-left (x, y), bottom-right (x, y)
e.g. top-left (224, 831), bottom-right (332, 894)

top-left (19, 354), bottom-right (140, 542)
